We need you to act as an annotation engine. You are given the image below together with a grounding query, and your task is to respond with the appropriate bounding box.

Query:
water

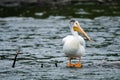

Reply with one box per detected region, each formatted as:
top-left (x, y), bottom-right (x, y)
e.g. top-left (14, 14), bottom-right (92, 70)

top-left (0, 4), bottom-right (120, 80)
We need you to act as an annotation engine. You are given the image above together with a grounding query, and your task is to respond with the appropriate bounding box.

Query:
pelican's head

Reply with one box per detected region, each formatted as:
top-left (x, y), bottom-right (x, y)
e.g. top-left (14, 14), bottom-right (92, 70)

top-left (69, 19), bottom-right (92, 41)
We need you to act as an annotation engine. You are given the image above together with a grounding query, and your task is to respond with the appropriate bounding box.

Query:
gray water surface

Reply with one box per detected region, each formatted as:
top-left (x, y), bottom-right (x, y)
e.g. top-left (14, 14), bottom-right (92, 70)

top-left (0, 5), bottom-right (120, 80)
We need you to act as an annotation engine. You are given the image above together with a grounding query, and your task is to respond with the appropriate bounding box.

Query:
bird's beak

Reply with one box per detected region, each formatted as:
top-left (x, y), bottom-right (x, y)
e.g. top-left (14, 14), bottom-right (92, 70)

top-left (73, 26), bottom-right (92, 41)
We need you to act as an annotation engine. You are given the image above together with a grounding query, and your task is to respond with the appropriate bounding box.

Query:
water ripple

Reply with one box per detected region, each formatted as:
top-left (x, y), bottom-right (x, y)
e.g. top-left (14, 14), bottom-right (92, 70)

top-left (0, 16), bottom-right (120, 80)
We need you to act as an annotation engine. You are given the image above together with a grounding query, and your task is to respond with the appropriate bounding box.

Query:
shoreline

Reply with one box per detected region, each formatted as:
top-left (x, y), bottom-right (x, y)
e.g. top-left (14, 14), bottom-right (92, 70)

top-left (0, 0), bottom-right (119, 7)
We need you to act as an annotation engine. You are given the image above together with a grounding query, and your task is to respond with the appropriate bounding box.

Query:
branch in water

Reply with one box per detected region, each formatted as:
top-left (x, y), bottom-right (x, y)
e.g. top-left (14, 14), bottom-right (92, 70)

top-left (12, 49), bottom-right (21, 68)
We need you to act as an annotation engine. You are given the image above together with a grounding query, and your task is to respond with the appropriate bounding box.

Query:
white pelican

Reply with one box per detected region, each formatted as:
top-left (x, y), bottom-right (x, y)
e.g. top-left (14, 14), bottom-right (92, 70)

top-left (62, 19), bottom-right (91, 68)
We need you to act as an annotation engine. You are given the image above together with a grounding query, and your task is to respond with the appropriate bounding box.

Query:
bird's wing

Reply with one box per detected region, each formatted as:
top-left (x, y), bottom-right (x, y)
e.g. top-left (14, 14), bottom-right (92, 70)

top-left (62, 35), bottom-right (73, 44)
top-left (78, 36), bottom-right (85, 47)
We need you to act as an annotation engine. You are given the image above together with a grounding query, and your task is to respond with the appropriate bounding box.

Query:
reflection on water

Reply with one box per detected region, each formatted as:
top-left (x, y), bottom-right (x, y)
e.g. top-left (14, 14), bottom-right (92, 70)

top-left (0, 4), bottom-right (120, 80)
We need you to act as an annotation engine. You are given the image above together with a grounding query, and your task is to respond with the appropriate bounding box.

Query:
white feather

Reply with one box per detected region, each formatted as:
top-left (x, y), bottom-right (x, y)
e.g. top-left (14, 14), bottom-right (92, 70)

top-left (62, 35), bottom-right (85, 58)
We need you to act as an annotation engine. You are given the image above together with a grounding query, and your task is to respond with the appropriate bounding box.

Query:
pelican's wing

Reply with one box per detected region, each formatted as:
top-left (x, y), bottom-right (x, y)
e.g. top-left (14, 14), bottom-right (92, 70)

top-left (62, 35), bottom-right (70, 44)
top-left (62, 35), bottom-right (73, 44)
top-left (63, 35), bottom-right (85, 47)
top-left (78, 36), bottom-right (85, 47)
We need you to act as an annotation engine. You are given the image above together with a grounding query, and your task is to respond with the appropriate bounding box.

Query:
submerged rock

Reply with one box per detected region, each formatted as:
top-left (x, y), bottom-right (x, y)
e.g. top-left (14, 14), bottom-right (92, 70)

top-left (95, 61), bottom-right (120, 69)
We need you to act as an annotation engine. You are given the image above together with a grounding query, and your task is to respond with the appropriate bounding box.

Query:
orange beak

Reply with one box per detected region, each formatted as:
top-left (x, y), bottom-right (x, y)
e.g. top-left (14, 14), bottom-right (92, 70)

top-left (73, 26), bottom-right (92, 41)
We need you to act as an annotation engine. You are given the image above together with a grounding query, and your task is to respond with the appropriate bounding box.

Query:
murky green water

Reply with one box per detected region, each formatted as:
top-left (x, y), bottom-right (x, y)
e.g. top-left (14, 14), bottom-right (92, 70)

top-left (0, 4), bottom-right (120, 80)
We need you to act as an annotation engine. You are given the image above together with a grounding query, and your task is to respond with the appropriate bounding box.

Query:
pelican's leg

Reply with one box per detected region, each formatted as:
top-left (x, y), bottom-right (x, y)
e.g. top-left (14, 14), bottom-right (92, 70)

top-left (67, 57), bottom-right (74, 67)
top-left (74, 57), bottom-right (82, 68)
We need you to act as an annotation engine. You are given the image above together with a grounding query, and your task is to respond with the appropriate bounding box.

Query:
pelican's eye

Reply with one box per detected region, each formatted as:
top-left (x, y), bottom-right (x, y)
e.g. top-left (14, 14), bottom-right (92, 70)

top-left (75, 22), bottom-right (78, 26)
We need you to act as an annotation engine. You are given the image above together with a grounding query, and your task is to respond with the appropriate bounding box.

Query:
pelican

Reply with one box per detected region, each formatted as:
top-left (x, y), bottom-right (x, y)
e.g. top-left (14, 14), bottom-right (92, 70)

top-left (62, 19), bottom-right (91, 68)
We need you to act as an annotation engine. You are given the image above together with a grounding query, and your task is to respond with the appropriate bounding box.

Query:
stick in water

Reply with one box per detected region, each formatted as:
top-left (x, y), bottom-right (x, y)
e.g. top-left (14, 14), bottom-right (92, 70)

top-left (12, 48), bottom-right (20, 68)
top-left (55, 63), bottom-right (58, 67)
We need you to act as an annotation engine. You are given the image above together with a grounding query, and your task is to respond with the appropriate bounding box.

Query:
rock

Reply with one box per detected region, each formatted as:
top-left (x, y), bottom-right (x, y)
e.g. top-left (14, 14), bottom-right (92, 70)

top-left (101, 61), bottom-right (120, 69)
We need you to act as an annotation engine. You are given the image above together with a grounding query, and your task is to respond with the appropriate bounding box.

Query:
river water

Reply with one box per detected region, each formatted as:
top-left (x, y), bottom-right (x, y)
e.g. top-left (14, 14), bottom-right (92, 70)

top-left (0, 4), bottom-right (120, 80)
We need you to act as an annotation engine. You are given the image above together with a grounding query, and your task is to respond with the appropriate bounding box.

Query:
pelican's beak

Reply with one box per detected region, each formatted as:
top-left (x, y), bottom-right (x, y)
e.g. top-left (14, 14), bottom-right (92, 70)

top-left (73, 26), bottom-right (92, 41)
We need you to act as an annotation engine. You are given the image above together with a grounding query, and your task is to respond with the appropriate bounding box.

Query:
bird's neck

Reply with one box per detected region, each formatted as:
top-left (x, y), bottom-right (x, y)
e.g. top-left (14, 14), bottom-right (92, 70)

top-left (71, 28), bottom-right (79, 37)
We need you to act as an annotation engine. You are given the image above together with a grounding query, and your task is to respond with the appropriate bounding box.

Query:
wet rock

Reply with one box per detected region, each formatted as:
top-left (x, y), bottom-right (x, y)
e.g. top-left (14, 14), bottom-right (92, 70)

top-left (99, 61), bottom-right (120, 69)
